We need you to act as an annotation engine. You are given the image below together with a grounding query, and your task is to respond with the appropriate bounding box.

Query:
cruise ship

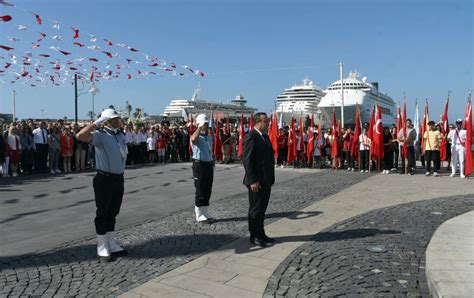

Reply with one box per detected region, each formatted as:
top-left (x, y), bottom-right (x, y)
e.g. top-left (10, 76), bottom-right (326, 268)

top-left (276, 78), bottom-right (325, 124)
top-left (318, 71), bottom-right (397, 127)
top-left (163, 85), bottom-right (256, 120)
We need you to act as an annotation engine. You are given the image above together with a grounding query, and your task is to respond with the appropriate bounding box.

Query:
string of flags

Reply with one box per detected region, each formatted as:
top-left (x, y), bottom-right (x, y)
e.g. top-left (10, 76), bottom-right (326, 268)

top-left (0, 0), bottom-right (205, 87)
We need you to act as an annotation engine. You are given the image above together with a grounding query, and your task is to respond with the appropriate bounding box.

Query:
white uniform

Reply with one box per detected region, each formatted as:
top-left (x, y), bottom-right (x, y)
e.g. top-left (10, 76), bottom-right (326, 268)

top-left (448, 128), bottom-right (467, 176)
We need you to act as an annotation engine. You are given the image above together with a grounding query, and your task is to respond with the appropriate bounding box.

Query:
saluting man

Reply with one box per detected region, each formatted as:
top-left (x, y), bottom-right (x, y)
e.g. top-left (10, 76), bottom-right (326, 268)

top-left (191, 114), bottom-right (215, 223)
top-left (77, 108), bottom-right (128, 262)
top-left (242, 112), bottom-right (275, 247)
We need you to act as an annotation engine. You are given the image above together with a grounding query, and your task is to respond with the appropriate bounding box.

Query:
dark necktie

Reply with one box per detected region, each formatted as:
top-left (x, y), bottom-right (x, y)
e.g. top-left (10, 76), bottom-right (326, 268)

top-left (42, 129), bottom-right (46, 143)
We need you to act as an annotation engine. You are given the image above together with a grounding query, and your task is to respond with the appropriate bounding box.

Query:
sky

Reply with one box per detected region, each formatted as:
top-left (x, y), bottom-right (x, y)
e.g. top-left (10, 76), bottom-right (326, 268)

top-left (0, 0), bottom-right (472, 122)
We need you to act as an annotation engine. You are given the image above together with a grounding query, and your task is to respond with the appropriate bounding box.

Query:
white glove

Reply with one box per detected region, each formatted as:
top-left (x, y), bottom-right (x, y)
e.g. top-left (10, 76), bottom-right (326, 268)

top-left (94, 116), bottom-right (110, 127)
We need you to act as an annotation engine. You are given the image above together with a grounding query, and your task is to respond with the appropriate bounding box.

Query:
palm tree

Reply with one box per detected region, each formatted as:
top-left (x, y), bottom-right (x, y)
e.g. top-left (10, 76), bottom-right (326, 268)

top-left (134, 107), bottom-right (142, 119)
top-left (125, 101), bottom-right (132, 119)
top-left (87, 111), bottom-right (96, 121)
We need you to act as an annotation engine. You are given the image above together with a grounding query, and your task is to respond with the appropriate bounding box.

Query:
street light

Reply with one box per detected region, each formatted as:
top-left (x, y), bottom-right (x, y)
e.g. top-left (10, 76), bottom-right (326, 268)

top-left (74, 74), bottom-right (99, 124)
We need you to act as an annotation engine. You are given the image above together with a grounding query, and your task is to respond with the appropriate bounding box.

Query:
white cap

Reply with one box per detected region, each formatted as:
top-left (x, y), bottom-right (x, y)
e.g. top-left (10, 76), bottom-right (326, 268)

top-left (196, 114), bottom-right (209, 126)
top-left (456, 118), bottom-right (463, 123)
top-left (100, 108), bottom-right (120, 119)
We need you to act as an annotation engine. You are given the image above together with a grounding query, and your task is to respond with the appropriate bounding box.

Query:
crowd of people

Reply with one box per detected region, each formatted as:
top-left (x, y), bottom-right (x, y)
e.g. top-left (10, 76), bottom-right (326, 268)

top-left (0, 114), bottom-right (470, 179)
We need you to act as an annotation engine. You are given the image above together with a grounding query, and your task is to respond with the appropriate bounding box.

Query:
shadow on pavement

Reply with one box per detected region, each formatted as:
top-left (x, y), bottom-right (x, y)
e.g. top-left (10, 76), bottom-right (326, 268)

top-left (213, 210), bottom-right (323, 223)
top-left (0, 233), bottom-right (238, 271)
top-left (234, 228), bottom-right (401, 255)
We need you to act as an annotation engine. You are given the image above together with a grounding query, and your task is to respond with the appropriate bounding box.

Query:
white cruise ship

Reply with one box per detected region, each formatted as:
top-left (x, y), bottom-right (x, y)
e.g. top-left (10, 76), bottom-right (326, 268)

top-left (276, 78), bottom-right (325, 123)
top-left (318, 71), bottom-right (397, 126)
top-left (163, 85), bottom-right (256, 120)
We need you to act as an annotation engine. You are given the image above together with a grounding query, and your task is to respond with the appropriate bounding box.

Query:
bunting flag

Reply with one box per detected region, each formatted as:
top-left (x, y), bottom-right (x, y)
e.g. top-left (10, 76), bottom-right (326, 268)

top-left (0, 2), bottom-right (205, 87)
top-left (238, 113), bottom-right (245, 158)
top-left (287, 115), bottom-right (296, 164)
top-left (372, 103), bottom-right (384, 161)
top-left (440, 97), bottom-right (450, 161)
top-left (269, 111), bottom-right (279, 159)
top-left (402, 99), bottom-right (408, 158)
top-left (351, 105), bottom-right (361, 159)
top-left (214, 118), bottom-right (223, 161)
top-left (464, 95), bottom-right (473, 177)
top-left (306, 114), bottom-right (315, 161)
top-left (420, 99), bottom-right (429, 155)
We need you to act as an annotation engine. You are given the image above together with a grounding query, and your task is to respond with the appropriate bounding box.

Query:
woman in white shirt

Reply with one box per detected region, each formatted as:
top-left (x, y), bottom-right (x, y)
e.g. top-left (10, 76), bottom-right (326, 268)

top-left (146, 131), bottom-right (157, 163)
top-left (359, 125), bottom-right (372, 173)
top-left (7, 126), bottom-right (21, 177)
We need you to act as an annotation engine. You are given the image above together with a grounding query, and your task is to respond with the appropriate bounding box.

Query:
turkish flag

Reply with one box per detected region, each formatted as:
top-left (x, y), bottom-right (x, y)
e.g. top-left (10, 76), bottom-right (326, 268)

top-left (287, 116), bottom-right (296, 164)
top-left (298, 115), bottom-right (305, 153)
top-left (306, 114), bottom-right (315, 161)
top-left (331, 109), bottom-right (339, 159)
top-left (420, 100), bottom-right (430, 155)
top-left (214, 118), bottom-right (223, 161)
top-left (238, 113), bottom-right (245, 158)
top-left (372, 104), bottom-right (384, 159)
top-left (249, 113), bottom-right (254, 131)
top-left (402, 100), bottom-right (408, 158)
top-left (269, 112), bottom-right (279, 159)
top-left (351, 106), bottom-right (361, 159)
top-left (464, 98), bottom-right (473, 176)
top-left (188, 115), bottom-right (195, 155)
top-left (440, 99), bottom-right (449, 161)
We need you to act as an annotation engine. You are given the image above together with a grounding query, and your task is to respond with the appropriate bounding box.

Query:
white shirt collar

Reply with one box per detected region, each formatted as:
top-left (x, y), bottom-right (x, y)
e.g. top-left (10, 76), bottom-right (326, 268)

top-left (254, 127), bottom-right (263, 136)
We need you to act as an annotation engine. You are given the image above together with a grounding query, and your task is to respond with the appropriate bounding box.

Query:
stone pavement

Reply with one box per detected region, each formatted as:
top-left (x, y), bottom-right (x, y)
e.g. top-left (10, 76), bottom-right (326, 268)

top-left (0, 168), bottom-right (365, 297)
top-left (426, 211), bottom-right (474, 297)
top-left (122, 173), bottom-right (474, 298)
top-left (0, 163), bottom-right (306, 256)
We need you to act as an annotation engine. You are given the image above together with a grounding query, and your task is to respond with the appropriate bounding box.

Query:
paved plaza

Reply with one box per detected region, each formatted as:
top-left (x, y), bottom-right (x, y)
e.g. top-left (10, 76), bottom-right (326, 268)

top-left (1, 163), bottom-right (473, 297)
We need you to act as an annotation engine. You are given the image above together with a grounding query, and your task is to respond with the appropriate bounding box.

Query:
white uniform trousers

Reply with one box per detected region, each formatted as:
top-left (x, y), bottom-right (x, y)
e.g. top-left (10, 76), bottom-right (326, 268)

top-left (451, 145), bottom-right (465, 175)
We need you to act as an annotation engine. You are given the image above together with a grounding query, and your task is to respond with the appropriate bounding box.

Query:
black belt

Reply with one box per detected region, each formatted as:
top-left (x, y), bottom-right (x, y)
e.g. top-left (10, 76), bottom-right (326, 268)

top-left (97, 170), bottom-right (123, 177)
top-left (192, 159), bottom-right (214, 164)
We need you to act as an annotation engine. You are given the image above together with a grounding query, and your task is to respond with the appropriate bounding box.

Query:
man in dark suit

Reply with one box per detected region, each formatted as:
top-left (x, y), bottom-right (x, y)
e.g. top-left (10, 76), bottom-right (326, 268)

top-left (242, 112), bottom-right (275, 247)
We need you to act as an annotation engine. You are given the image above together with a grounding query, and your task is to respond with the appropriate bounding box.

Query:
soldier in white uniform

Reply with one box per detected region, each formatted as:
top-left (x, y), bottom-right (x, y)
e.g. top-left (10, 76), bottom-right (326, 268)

top-left (447, 119), bottom-right (467, 178)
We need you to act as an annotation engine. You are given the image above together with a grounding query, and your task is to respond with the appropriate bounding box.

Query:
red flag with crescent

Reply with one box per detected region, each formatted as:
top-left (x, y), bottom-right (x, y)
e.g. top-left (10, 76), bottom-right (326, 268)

top-left (351, 105), bottom-right (361, 159)
top-left (372, 103), bottom-right (384, 159)
top-left (440, 98), bottom-right (449, 161)
top-left (287, 116), bottom-right (296, 163)
top-left (306, 114), bottom-right (315, 160)
top-left (270, 112), bottom-right (279, 158)
top-left (464, 97), bottom-right (473, 176)
top-left (238, 113), bottom-right (245, 158)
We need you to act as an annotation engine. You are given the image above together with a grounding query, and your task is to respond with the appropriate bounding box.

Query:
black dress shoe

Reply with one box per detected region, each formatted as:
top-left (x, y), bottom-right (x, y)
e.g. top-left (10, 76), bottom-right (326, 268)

top-left (262, 235), bottom-right (275, 243)
top-left (97, 255), bottom-right (113, 262)
top-left (250, 237), bottom-right (267, 248)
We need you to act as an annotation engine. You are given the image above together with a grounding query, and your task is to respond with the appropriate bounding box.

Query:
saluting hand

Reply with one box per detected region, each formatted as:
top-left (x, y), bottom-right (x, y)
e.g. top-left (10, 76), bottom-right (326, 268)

top-left (250, 181), bottom-right (261, 192)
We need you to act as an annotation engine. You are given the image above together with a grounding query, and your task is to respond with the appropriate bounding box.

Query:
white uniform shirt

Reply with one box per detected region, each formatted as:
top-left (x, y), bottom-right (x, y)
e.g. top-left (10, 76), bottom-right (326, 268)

top-left (32, 127), bottom-right (48, 144)
top-left (125, 131), bottom-right (133, 144)
top-left (448, 129), bottom-right (467, 148)
top-left (131, 132), bottom-right (140, 145)
top-left (139, 132), bottom-right (148, 143)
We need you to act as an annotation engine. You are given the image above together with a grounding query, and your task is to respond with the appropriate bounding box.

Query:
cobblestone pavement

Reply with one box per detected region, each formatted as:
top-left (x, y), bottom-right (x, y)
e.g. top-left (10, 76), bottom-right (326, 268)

top-left (0, 170), bottom-right (367, 297)
top-left (265, 195), bottom-right (474, 297)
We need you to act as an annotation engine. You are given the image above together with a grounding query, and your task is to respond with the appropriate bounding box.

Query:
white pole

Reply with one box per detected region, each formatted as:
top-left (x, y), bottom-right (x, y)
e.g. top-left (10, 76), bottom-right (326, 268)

top-left (339, 63), bottom-right (344, 128)
top-left (12, 90), bottom-right (16, 121)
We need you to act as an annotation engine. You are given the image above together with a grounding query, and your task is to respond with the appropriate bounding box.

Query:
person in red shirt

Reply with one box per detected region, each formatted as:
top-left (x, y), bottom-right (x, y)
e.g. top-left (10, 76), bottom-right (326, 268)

top-left (156, 133), bottom-right (166, 164)
top-left (277, 128), bottom-right (288, 167)
top-left (342, 127), bottom-right (355, 171)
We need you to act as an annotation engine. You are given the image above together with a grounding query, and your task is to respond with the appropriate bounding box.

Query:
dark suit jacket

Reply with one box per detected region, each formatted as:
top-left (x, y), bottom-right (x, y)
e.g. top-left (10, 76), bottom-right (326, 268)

top-left (242, 129), bottom-right (275, 187)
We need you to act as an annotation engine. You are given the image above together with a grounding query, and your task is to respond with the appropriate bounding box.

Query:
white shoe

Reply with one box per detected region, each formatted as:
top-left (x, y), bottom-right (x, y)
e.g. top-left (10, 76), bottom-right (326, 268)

top-left (425, 172), bottom-right (430, 176)
top-left (385, 170), bottom-right (390, 175)
top-left (364, 170), bottom-right (369, 173)
top-left (460, 174), bottom-right (466, 178)
top-left (12, 173), bottom-right (18, 177)
top-left (195, 206), bottom-right (210, 223)
top-left (360, 170), bottom-right (364, 173)
top-left (97, 234), bottom-right (112, 262)
top-left (433, 172), bottom-right (439, 177)
top-left (449, 173), bottom-right (456, 178)
top-left (55, 169), bottom-right (61, 173)
top-left (351, 168), bottom-right (355, 172)
top-left (280, 165), bottom-right (284, 168)
top-left (347, 168), bottom-right (351, 171)
top-left (201, 206), bottom-right (214, 220)
top-left (106, 231), bottom-right (127, 256)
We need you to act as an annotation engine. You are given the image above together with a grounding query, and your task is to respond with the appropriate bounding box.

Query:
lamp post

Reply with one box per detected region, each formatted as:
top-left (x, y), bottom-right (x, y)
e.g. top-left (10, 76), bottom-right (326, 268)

top-left (74, 74), bottom-right (99, 124)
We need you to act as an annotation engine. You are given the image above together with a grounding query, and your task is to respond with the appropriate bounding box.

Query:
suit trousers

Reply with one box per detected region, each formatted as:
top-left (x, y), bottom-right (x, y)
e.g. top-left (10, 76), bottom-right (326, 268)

top-left (247, 185), bottom-right (271, 238)
top-left (93, 172), bottom-right (124, 235)
top-left (34, 143), bottom-right (49, 173)
top-left (192, 160), bottom-right (214, 207)
top-left (401, 146), bottom-right (416, 173)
